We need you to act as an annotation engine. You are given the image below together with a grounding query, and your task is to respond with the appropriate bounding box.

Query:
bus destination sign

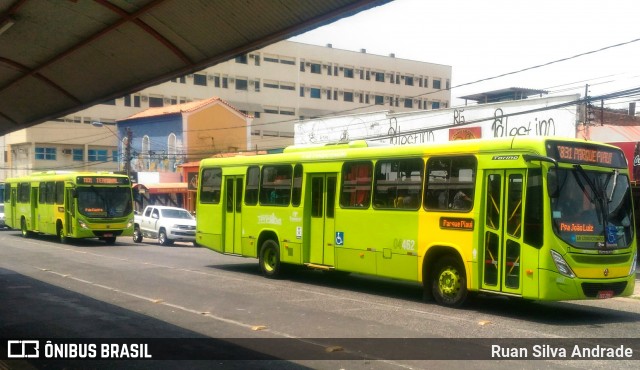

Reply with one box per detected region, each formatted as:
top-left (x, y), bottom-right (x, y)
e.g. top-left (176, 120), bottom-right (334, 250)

top-left (547, 141), bottom-right (626, 168)
top-left (77, 176), bottom-right (130, 185)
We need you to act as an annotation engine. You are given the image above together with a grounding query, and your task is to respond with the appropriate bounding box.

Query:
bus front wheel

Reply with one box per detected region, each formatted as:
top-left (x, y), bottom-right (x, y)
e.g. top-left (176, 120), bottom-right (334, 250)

top-left (259, 240), bottom-right (281, 278)
top-left (431, 255), bottom-right (468, 308)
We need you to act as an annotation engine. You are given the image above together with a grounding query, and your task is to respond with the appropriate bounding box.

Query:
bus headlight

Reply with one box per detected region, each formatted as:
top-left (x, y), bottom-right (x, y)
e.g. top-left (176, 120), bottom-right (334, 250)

top-left (78, 220), bottom-right (89, 230)
top-left (551, 250), bottom-right (575, 278)
top-left (127, 218), bottom-right (134, 228)
top-left (630, 251), bottom-right (637, 275)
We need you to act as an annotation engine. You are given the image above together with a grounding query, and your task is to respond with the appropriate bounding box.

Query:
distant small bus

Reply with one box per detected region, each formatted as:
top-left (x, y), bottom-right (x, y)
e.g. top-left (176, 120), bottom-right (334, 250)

top-left (4, 171), bottom-right (134, 244)
top-left (196, 137), bottom-right (636, 307)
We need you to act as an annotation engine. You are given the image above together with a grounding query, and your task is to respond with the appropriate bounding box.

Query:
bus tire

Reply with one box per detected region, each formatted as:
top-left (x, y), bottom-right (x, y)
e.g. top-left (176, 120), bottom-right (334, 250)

top-left (104, 237), bottom-right (116, 245)
top-left (431, 255), bottom-right (468, 308)
top-left (20, 218), bottom-right (29, 238)
top-left (158, 229), bottom-right (171, 246)
top-left (56, 222), bottom-right (67, 244)
top-left (259, 239), bottom-right (281, 278)
top-left (133, 227), bottom-right (143, 243)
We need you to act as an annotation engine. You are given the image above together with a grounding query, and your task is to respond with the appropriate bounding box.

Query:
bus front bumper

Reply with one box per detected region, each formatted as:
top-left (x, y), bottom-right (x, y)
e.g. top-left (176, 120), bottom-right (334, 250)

top-left (538, 269), bottom-right (635, 301)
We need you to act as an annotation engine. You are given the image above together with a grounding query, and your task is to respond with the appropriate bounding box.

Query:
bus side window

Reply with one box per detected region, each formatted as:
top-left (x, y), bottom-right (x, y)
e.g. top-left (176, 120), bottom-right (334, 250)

top-left (245, 166), bottom-right (260, 206)
top-left (200, 168), bottom-right (222, 204)
top-left (341, 161), bottom-right (372, 209)
top-left (373, 158), bottom-right (423, 210)
top-left (424, 156), bottom-right (476, 212)
top-left (39, 183), bottom-right (47, 204)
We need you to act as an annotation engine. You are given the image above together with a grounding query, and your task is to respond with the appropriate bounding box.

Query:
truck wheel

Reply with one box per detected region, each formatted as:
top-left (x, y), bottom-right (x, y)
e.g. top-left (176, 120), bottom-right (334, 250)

top-left (133, 227), bottom-right (143, 243)
top-left (431, 255), bottom-right (468, 307)
top-left (259, 239), bottom-right (281, 278)
top-left (158, 229), bottom-right (171, 246)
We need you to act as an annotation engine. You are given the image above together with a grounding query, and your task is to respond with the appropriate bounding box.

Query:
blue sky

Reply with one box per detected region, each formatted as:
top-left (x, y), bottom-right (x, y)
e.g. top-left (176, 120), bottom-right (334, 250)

top-left (291, 0), bottom-right (639, 108)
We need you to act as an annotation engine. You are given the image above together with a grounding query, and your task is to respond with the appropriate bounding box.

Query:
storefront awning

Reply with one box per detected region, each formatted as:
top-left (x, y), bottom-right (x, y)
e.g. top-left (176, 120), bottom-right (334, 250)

top-left (134, 183), bottom-right (188, 194)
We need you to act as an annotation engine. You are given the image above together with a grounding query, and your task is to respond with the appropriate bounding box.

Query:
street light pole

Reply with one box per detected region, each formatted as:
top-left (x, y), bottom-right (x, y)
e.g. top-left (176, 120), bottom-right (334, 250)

top-left (124, 127), bottom-right (132, 177)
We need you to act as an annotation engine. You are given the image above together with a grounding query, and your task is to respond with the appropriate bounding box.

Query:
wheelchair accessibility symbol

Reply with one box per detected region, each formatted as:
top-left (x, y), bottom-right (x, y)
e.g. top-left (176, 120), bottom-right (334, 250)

top-left (335, 232), bottom-right (344, 246)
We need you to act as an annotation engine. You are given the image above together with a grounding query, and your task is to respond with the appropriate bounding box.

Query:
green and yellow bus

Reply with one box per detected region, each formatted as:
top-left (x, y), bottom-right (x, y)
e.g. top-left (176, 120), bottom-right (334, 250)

top-left (196, 137), bottom-right (636, 307)
top-left (4, 171), bottom-right (134, 244)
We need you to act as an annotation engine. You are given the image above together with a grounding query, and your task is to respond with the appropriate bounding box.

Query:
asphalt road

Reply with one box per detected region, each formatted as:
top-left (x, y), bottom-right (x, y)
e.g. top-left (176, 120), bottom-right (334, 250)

top-left (1, 229), bottom-right (639, 369)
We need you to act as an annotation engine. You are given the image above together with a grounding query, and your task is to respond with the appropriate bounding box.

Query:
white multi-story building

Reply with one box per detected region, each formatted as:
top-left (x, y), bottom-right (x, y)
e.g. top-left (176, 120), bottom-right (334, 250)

top-left (1, 40), bottom-right (451, 180)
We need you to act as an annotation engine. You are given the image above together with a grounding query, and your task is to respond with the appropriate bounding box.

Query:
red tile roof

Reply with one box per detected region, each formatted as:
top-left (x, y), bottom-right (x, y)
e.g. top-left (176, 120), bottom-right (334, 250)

top-left (121, 96), bottom-right (251, 121)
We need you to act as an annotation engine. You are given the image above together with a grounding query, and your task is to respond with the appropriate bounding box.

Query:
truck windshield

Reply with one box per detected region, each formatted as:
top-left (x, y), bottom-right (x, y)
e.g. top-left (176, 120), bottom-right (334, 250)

top-left (549, 167), bottom-right (633, 250)
top-left (161, 209), bottom-right (194, 219)
top-left (77, 186), bottom-right (132, 218)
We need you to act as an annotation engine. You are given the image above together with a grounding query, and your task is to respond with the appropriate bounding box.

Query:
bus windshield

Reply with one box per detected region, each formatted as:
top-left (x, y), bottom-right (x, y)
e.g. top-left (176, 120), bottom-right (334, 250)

top-left (549, 167), bottom-right (633, 250)
top-left (77, 186), bottom-right (132, 218)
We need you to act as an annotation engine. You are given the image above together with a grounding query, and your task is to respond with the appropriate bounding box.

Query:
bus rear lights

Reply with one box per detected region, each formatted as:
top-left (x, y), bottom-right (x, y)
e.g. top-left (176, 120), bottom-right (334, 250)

top-left (551, 250), bottom-right (575, 278)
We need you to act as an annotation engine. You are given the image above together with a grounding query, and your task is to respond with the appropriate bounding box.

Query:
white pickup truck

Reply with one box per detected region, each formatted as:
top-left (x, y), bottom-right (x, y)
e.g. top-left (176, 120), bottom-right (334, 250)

top-left (133, 205), bottom-right (196, 246)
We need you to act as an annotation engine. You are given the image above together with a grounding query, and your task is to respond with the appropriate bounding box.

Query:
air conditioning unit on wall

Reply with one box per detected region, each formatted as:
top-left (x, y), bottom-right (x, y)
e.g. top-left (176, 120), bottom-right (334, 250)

top-left (62, 149), bottom-right (72, 155)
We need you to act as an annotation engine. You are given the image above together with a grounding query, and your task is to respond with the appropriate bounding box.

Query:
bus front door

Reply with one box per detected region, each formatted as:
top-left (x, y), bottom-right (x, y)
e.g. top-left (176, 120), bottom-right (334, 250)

top-left (65, 188), bottom-right (74, 236)
top-left (224, 176), bottom-right (243, 254)
top-left (309, 174), bottom-right (337, 266)
top-left (481, 170), bottom-right (524, 296)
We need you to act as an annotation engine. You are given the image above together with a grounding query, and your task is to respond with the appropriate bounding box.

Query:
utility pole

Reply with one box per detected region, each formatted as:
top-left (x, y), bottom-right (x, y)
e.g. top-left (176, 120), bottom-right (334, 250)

top-left (124, 127), bottom-right (132, 177)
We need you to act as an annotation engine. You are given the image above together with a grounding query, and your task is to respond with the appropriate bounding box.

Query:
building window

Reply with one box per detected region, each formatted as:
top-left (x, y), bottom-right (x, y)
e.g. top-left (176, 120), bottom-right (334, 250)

top-left (446, 79), bottom-right (450, 90)
top-left (432, 102), bottom-right (440, 109)
top-left (405, 76), bottom-right (414, 86)
top-left (404, 99), bottom-right (413, 108)
top-left (236, 78), bottom-right (248, 91)
top-left (264, 55), bottom-right (279, 63)
top-left (433, 79), bottom-right (441, 89)
top-left (279, 83), bottom-right (295, 91)
top-left (102, 99), bottom-right (116, 105)
top-left (310, 88), bottom-right (321, 99)
top-left (214, 76), bottom-right (220, 87)
top-left (264, 107), bottom-right (278, 114)
top-left (222, 77), bottom-right (228, 88)
top-left (299, 61), bottom-right (305, 72)
top-left (375, 72), bottom-right (385, 82)
top-left (280, 57), bottom-right (295, 65)
top-left (235, 54), bottom-right (248, 64)
top-left (344, 91), bottom-right (354, 102)
top-left (254, 112), bottom-right (261, 118)
top-left (310, 63), bottom-right (321, 74)
top-left (194, 74), bottom-right (207, 86)
top-left (374, 95), bottom-right (384, 105)
top-left (88, 149), bottom-right (108, 162)
top-left (149, 96), bottom-right (163, 107)
top-left (264, 81), bottom-right (279, 89)
top-left (72, 149), bottom-right (83, 161)
top-left (142, 136), bottom-right (150, 163)
top-left (35, 147), bottom-right (56, 160)
top-left (124, 95), bottom-right (131, 107)
top-left (36, 147), bottom-right (55, 160)
top-left (168, 133), bottom-right (177, 157)
top-left (112, 150), bottom-right (118, 162)
top-left (344, 68), bottom-right (354, 78)
top-left (299, 87), bottom-right (304, 97)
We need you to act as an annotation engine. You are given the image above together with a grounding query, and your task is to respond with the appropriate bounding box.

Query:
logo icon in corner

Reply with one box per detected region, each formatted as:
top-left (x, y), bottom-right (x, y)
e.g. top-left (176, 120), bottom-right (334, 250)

top-left (603, 268), bottom-right (609, 277)
top-left (8, 340), bottom-right (39, 358)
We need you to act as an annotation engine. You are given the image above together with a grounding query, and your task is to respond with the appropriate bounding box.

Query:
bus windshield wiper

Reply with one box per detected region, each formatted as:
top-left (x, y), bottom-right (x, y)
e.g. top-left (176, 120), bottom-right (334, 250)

top-left (607, 169), bottom-right (619, 202)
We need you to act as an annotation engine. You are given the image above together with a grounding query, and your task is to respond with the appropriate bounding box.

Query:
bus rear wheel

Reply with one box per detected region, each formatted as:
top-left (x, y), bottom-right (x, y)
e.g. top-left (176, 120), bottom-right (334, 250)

top-left (57, 222), bottom-right (67, 244)
top-left (259, 240), bottom-right (281, 278)
top-left (20, 218), bottom-right (29, 238)
top-left (431, 255), bottom-right (468, 307)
